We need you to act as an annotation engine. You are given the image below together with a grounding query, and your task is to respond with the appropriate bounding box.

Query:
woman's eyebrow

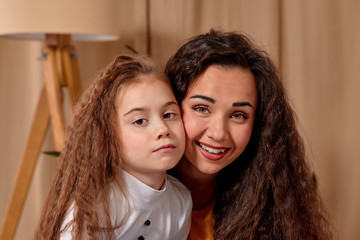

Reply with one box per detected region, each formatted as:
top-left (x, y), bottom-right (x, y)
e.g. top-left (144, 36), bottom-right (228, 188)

top-left (190, 95), bottom-right (254, 108)
top-left (189, 95), bottom-right (215, 103)
top-left (233, 102), bottom-right (254, 108)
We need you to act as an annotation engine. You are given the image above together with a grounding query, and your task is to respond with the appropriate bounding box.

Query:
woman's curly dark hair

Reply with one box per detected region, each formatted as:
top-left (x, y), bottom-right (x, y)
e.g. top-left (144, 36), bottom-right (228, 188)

top-left (35, 55), bottom-right (167, 240)
top-left (165, 29), bottom-right (332, 239)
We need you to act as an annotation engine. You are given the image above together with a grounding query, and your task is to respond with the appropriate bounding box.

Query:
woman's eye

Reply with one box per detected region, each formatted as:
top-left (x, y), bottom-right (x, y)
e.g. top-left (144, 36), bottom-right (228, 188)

top-left (232, 113), bottom-right (247, 120)
top-left (194, 106), bottom-right (210, 114)
top-left (133, 119), bottom-right (148, 125)
top-left (163, 112), bottom-right (176, 119)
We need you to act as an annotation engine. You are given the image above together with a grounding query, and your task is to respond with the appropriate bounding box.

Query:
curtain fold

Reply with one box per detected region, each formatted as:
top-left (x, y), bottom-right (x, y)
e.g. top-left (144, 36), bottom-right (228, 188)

top-left (149, 0), bottom-right (281, 66)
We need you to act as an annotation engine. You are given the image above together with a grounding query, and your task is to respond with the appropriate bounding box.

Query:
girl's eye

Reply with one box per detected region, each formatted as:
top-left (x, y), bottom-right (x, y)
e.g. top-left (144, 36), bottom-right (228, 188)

top-left (194, 106), bottom-right (210, 114)
top-left (231, 113), bottom-right (248, 120)
top-left (163, 112), bottom-right (176, 119)
top-left (133, 119), bottom-right (148, 125)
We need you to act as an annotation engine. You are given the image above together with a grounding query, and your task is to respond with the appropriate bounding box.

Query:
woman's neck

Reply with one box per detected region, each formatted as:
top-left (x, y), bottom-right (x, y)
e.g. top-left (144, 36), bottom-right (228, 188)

top-left (174, 159), bottom-right (217, 210)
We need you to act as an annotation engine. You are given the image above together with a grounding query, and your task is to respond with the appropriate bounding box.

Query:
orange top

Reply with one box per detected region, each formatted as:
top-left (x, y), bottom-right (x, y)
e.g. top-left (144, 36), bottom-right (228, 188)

top-left (187, 201), bottom-right (214, 240)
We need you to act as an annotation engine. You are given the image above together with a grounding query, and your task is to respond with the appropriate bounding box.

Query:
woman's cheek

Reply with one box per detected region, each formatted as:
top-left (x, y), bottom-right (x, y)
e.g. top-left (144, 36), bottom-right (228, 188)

top-left (182, 112), bottom-right (200, 137)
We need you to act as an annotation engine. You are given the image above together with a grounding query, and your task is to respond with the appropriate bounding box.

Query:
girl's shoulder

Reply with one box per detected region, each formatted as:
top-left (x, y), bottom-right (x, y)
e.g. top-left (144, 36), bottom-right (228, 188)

top-left (166, 174), bottom-right (190, 193)
top-left (59, 202), bottom-right (75, 239)
top-left (166, 174), bottom-right (192, 207)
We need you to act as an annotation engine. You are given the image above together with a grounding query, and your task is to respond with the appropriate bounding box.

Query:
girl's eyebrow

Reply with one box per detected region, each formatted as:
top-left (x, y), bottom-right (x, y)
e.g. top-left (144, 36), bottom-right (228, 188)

top-left (165, 101), bottom-right (179, 107)
top-left (189, 95), bottom-right (215, 103)
top-left (123, 107), bottom-right (145, 116)
top-left (123, 101), bottom-right (178, 116)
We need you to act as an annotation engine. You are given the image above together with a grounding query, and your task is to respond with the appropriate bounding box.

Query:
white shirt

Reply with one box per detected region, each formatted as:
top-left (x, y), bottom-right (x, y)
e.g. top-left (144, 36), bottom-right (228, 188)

top-left (60, 171), bottom-right (192, 240)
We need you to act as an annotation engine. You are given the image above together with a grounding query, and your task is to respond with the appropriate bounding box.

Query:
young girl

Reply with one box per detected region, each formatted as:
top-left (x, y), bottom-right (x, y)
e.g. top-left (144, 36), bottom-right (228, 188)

top-left (34, 55), bottom-right (192, 240)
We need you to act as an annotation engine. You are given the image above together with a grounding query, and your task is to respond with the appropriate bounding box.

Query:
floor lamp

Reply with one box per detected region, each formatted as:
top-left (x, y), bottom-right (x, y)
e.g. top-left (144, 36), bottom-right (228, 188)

top-left (0, 1), bottom-right (119, 239)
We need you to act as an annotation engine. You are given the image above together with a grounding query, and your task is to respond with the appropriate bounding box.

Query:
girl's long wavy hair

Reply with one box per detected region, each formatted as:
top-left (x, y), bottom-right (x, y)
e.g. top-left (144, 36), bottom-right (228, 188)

top-left (165, 29), bottom-right (332, 239)
top-left (35, 55), bottom-right (167, 239)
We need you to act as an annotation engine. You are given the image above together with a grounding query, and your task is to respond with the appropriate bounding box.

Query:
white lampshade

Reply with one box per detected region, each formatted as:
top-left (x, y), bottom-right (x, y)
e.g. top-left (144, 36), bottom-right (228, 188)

top-left (0, 0), bottom-right (120, 41)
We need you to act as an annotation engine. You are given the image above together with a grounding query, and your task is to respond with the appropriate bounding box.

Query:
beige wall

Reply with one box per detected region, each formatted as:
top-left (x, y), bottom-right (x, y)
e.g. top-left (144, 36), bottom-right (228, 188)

top-left (1, 0), bottom-right (359, 239)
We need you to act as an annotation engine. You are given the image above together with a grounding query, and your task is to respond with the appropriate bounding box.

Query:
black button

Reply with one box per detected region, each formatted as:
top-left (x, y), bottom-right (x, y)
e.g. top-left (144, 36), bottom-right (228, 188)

top-left (138, 236), bottom-right (145, 240)
top-left (144, 220), bottom-right (151, 226)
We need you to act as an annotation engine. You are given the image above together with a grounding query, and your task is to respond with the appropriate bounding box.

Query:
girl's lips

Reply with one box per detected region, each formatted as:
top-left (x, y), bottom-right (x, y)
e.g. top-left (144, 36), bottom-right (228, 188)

top-left (153, 144), bottom-right (176, 153)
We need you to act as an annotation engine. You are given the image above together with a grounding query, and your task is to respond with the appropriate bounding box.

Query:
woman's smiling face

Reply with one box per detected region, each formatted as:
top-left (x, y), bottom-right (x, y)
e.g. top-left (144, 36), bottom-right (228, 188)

top-left (180, 65), bottom-right (257, 176)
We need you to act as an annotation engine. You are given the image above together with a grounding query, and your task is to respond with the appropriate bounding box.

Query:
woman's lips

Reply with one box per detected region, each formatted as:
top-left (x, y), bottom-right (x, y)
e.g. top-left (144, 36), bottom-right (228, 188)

top-left (196, 141), bottom-right (229, 161)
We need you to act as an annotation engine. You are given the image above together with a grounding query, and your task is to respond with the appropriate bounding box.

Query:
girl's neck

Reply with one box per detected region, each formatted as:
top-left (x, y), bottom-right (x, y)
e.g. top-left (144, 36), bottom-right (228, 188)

top-left (174, 158), bottom-right (217, 210)
top-left (124, 168), bottom-right (166, 190)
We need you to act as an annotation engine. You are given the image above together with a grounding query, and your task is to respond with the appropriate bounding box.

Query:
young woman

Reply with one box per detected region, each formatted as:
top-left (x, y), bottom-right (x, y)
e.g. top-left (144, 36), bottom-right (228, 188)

top-left (165, 29), bottom-right (332, 239)
top-left (35, 55), bottom-right (192, 240)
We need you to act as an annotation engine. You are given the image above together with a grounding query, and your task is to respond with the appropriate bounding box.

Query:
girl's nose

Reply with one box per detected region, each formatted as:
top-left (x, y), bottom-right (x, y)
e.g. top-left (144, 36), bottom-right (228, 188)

top-left (155, 122), bottom-right (170, 140)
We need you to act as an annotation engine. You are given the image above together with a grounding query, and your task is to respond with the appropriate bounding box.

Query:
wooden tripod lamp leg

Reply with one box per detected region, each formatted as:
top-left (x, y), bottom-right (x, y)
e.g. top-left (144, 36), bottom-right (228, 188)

top-left (42, 46), bottom-right (66, 151)
top-left (0, 85), bottom-right (50, 240)
top-left (62, 46), bottom-right (82, 106)
top-left (0, 34), bottom-right (82, 239)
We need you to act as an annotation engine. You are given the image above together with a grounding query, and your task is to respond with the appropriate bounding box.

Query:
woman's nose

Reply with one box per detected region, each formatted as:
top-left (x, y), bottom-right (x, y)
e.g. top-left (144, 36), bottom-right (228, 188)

top-left (206, 115), bottom-right (229, 141)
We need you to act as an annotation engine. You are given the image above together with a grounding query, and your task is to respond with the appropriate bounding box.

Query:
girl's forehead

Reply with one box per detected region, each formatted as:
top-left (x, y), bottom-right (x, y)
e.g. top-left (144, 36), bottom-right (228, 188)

top-left (115, 76), bottom-right (172, 105)
top-left (124, 75), bottom-right (170, 91)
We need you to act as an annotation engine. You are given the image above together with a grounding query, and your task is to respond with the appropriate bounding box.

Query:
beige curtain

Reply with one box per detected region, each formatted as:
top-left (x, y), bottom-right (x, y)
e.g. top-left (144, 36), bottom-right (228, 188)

top-left (282, 1), bottom-right (360, 239)
top-left (1, 1), bottom-right (359, 239)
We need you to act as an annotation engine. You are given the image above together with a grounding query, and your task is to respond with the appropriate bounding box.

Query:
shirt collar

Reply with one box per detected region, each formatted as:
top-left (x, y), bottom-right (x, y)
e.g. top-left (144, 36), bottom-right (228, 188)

top-left (123, 170), bottom-right (168, 208)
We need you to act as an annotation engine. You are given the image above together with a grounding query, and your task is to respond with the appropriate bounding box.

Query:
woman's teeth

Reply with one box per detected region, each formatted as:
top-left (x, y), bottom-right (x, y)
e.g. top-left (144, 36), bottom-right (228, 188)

top-left (199, 143), bottom-right (226, 154)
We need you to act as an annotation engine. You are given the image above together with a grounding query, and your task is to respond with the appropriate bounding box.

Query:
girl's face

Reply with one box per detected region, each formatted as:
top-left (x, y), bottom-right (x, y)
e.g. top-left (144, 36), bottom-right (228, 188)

top-left (116, 77), bottom-right (185, 187)
top-left (180, 65), bottom-right (257, 176)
